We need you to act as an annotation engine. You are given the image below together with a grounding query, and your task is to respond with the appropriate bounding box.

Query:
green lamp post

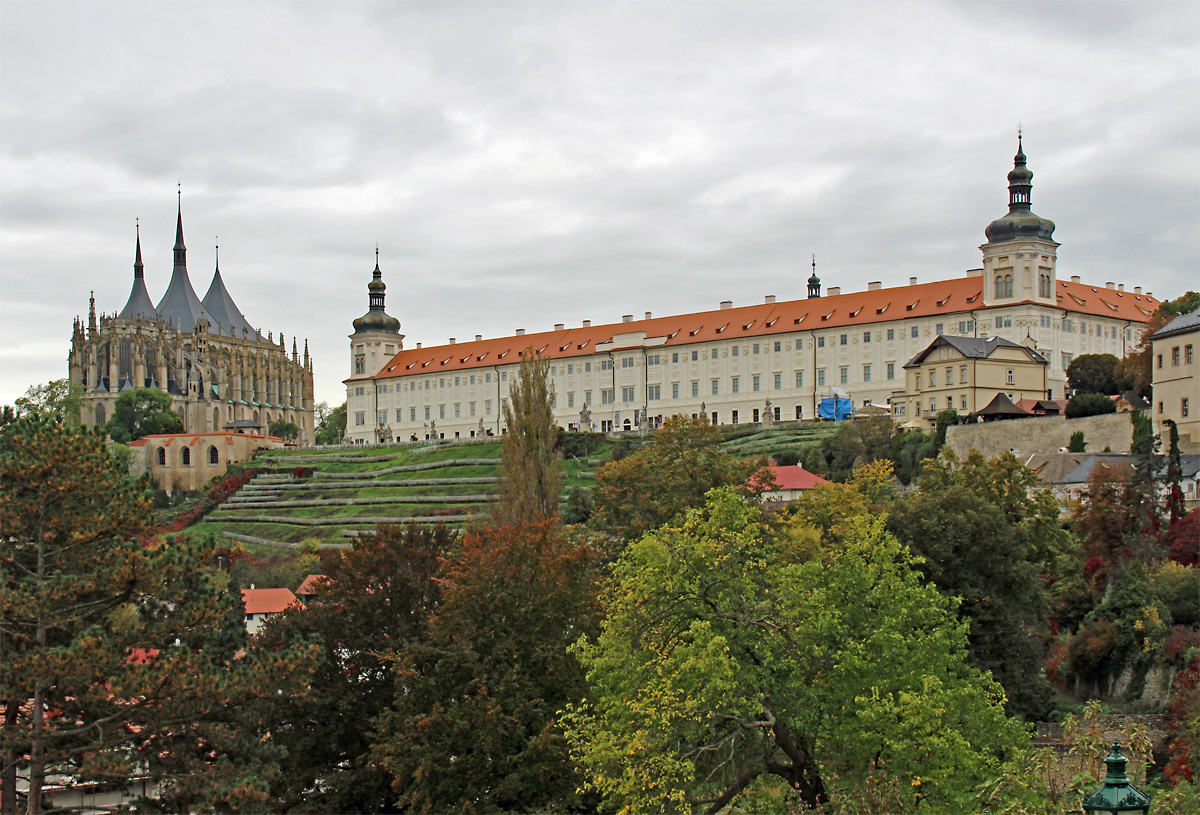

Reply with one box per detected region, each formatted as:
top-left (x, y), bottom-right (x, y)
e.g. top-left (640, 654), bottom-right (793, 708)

top-left (1082, 740), bottom-right (1152, 814)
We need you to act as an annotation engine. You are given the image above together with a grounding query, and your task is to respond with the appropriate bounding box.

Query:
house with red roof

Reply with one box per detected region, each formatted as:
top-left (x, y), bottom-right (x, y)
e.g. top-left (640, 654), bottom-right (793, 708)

top-left (760, 464), bottom-right (831, 503)
top-left (241, 587), bottom-right (303, 635)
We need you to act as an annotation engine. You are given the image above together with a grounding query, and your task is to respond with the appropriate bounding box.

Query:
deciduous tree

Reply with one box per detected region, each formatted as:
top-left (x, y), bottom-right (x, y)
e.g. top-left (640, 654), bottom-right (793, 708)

top-left (104, 387), bottom-right (183, 442)
top-left (565, 488), bottom-right (1026, 814)
top-left (268, 418), bottom-right (300, 443)
top-left (1067, 353), bottom-right (1120, 395)
top-left (314, 402), bottom-right (347, 445)
top-left (496, 351), bottom-right (563, 524)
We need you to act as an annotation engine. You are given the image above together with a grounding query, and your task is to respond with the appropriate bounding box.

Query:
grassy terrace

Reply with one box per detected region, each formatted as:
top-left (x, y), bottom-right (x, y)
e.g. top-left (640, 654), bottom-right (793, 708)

top-left (191, 422), bottom-right (840, 546)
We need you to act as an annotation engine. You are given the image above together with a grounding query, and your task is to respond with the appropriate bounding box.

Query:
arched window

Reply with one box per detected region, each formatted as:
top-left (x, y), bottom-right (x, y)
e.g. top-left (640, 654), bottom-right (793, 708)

top-left (181, 447), bottom-right (191, 466)
top-left (253, 410), bottom-right (259, 424)
top-left (95, 404), bottom-right (106, 427)
top-left (213, 408), bottom-right (220, 431)
top-left (177, 408), bottom-right (185, 431)
top-left (998, 274), bottom-right (1013, 298)
top-left (157, 447), bottom-right (166, 466)
top-left (208, 445), bottom-right (219, 465)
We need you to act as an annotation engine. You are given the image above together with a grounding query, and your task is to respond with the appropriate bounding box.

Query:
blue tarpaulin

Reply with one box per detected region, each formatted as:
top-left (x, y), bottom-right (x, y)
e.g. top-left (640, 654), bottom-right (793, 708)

top-left (818, 397), bottom-right (854, 422)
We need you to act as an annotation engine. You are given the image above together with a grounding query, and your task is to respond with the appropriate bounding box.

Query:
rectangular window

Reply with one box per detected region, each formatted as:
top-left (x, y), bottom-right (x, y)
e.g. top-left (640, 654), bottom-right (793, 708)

top-left (600, 359), bottom-right (614, 371)
top-left (936, 323), bottom-right (944, 335)
top-left (732, 376), bottom-right (740, 394)
top-left (817, 369), bottom-right (826, 386)
top-left (622, 357), bottom-right (634, 368)
top-left (774, 341), bottom-right (782, 352)
top-left (424, 406), bottom-right (431, 420)
top-left (355, 412), bottom-right (365, 426)
top-left (454, 376), bottom-right (460, 386)
top-left (1007, 369), bottom-right (1015, 385)
top-left (1063, 353), bottom-right (1074, 370)
top-left (839, 367), bottom-right (848, 385)
top-left (485, 373), bottom-right (491, 384)
top-left (911, 325), bottom-right (920, 338)
top-left (501, 372), bottom-right (508, 381)
top-left (961, 395), bottom-right (968, 410)
top-left (1183, 398), bottom-right (1191, 418)
top-left (454, 403), bottom-right (461, 418)
top-left (549, 367), bottom-right (556, 377)
top-left (648, 385), bottom-right (661, 401)
top-left (960, 367), bottom-right (968, 384)
top-left (887, 362), bottom-right (895, 380)
top-left (732, 346), bottom-right (739, 357)
top-left (355, 386), bottom-right (364, 396)
top-left (470, 402), bottom-right (477, 416)
top-left (929, 398), bottom-right (936, 413)
top-left (585, 362), bottom-right (592, 372)
top-left (863, 364), bottom-right (871, 383)
top-left (795, 339), bottom-right (803, 350)
top-left (622, 386), bottom-right (635, 402)
top-left (692, 350), bottom-right (699, 362)
top-left (732, 409), bottom-right (739, 424)
top-left (840, 334), bottom-right (848, 346)
top-left (712, 346), bottom-right (720, 358)
top-left (753, 374), bottom-right (761, 392)
top-left (439, 378), bottom-right (445, 388)
top-left (711, 379), bottom-right (719, 396)
top-left (946, 367), bottom-right (953, 384)
top-left (485, 400), bottom-right (492, 415)
top-left (647, 354), bottom-right (660, 365)
top-left (692, 381), bottom-right (699, 397)
top-left (916, 374), bottom-right (922, 391)
top-left (1081, 321), bottom-right (1087, 334)
top-left (1187, 344), bottom-right (1194, 364)
top-left (774, 373), bottom-right (782, 390)
top-left (753, 343), bottom-right (761, 354)
top-left (470, 374), bottom-right (476, 385)
top-left (378, 384), bottom-right (388, 394)
top-left (672, 383), bottom-right (679, 399)
top-left (410, 407), bottom-right (416, 422)
top-left (395, 409), bottom-right (402, 422)
top-left (438, 405), bottom-right (445, 419)
top-left (817, 337), bottom-right (825, 348)
top-left (585, 390), bottom-right (592, 405)
top-left (930, 370), bottom-right (936, 387)
top-left (671, 353), bottom-right (679, 363)
top-left (887, 329), bottom-right (895, 341)
top-left (863, 331), bottom-right (871, 343)
top-left (602, 389), bottom-right (615, 405)
top-left (567, 392), bottom-right (575, 408)
top-left (795, 370), bottom-right (804, 388)
top-left (1172, 347), bottom-right (1181, 365)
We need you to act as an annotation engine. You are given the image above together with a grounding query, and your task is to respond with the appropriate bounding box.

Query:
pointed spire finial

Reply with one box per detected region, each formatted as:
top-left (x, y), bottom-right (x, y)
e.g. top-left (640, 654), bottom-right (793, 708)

top-left (133, 219), bottom-right (144, 279)
top-left (215, 237), bottom-right (219, 272)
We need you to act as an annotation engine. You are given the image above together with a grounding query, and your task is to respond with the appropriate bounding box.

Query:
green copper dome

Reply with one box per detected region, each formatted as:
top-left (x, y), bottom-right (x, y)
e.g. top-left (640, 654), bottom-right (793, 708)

top-left (985, 135), bottom-right (1056, 244)
top-left (353, 255), bottom-right (401, 335)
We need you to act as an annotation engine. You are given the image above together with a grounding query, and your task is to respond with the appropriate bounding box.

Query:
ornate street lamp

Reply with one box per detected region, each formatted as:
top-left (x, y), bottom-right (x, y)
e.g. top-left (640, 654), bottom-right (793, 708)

top-left (1082, 740), bottom-right (1152, 814)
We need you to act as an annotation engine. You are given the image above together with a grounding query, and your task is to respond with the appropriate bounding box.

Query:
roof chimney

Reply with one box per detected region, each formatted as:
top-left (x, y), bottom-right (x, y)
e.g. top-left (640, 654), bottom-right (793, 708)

top-left (827, 286), bottom-right (841, 296)
top-left (868, 281), bottom-right (881, 291)
top-left (416, 342), bottom-right (422, 349)
top-left (622, 314), bottom-right (633, 323)
top-left (764, 295), bottom-right (776, 304)
top-left (1071, 275), bottom-right (1081, 284)
top-left (1147, 292), bottom-right (1153, 298)
top-left (1134, 287), bottom-right (1142, 294)
top-left (909, 277), bottom-right (918, 286)
top-left (1118, 284), bottom-right (1125, 291)
top-left (449, 338), bottom-right (456, 345)
top-left (582, 320), bottom-right (591, 327)
top-left (554, 323), bottom-right (564, 331)
top-left (475, 334), bottom-right (482, 342)
top-left (720, 300), bottom-right (732, 310)
top-left (516, 328), bottom-right (525, 336)
top-left (644, 311), bottom-right (652, 320)
top-left (1106, 282), bottom-right (1115, 289)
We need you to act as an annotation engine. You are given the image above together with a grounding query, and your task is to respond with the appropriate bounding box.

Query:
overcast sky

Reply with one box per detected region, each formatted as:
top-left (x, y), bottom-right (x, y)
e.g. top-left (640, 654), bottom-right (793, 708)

top-left (2, 1), bottom-right (1196, 409)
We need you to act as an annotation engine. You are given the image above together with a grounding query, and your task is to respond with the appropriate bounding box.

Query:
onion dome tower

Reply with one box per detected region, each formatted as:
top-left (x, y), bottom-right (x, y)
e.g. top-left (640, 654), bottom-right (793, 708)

top-left (807, 255), bottom-right (822, 299)
top-left (117, 221), bottom-right (158, 320)
top-left (981, 134), bottom-right (1059, 306)
top-left (350, 248), bottom-right (403, 379)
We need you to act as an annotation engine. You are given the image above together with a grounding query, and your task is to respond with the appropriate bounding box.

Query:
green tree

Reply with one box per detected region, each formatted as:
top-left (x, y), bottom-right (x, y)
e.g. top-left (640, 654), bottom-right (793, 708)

top-left (1, 417), bottom-right (315, 811)
top-left (933, 408), bottom-right (960, 449)
top-left (1067, 353), bottom-right (1121, 395)
top-left (373, 518), bottom-right (602, 813)
top-left (496, 350), bottom-right (563, 524)
top-left (268, 418), bottom-right (300, 442)
top-left (591, 415), bottom-right (763, 540)
top-left (255, 523), bottom-right (453, 812)
top-left (1065, 391), bottom-right (1117, 418)
top-left (565, 488), bottom-right (1027, 814)
top-left (808, 414), bottom-right (895, 481)
top-left (103, 387), bottom-right (183, 442)
top-left (889, 428), bottom-right (936, 485)
top-left (1068, 430), bottom-right (1088, 452)
top-left (315, 401), bottom-right (347, 445)
top-left (888, 451), bottom-right (1067, 720)
top-left (13, 379), bottom-right (85, 426)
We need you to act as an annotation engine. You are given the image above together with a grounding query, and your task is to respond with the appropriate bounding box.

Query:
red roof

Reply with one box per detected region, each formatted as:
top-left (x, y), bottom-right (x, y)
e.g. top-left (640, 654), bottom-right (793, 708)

top-left (351, 276), bottom-right (1157, 383)
top-left (768, 464), bottom-right (830, 490)
top-left (295, 574), bottom-right (328, 595)
top-left (241, 587), bottom-right (302, 615)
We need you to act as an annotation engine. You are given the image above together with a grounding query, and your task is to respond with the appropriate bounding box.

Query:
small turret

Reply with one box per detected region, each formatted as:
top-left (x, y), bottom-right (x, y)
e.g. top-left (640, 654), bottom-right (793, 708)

top-left (807, 255), bottom-right (821, 299)
top-left (352, 248), bottom-right (401, 335)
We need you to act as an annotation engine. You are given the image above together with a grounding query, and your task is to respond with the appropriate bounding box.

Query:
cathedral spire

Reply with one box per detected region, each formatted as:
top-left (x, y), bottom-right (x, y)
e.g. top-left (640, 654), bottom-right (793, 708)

top-left (156, 188), bottom-right (206, 330)
top-left (134, 219), bottom-right (144, 280)
top-left (119, 220), bottom-right (158, 320)
top-left (173, 185), bottom-right (186, 269)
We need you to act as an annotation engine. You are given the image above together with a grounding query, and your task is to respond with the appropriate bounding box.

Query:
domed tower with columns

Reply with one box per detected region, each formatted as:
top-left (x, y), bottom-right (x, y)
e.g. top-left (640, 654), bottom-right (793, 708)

top-left (981, 133), bottom-right (1059, 307)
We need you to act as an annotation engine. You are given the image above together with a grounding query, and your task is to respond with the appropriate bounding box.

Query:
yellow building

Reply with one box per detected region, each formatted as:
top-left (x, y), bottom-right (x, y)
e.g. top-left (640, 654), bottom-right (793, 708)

top-left (344, 139), bottom-right (1158, 443)
top-left (898, 335), bottom-right (1048, 426)
top-left (129, 430), bottom-right (284, 493)
top-left (1150, 308), bottom-right (1200, 453)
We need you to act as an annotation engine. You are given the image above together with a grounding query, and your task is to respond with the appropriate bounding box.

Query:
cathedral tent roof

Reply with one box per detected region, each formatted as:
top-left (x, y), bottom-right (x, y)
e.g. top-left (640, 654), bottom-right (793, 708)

top-left (202, 265), bottom-right (265, 342)
top-left (118, 228), bottom-right (158, 320)
top-left (155, 205), bottom-right (205, 331)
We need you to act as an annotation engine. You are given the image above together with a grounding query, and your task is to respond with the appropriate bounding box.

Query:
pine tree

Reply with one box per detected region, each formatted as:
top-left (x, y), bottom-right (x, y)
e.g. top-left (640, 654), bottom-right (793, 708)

top-left (496, 350), bottom-right (563, 523)
top-left (1, 417), bottom-right (314, 811)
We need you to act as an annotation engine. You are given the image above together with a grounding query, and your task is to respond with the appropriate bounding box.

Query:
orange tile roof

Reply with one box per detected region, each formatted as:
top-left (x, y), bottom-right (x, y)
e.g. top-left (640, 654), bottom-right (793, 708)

top-left (767, 464), bottom-right (831, 490)
top-left (241, 587), bottom-right (302, 615)
top-left (352, 276), bottom-right (1157, 382)
top-left (295, 574), bottom-right (328, 595)
top-left (137, 431), bottom-right (282, 443)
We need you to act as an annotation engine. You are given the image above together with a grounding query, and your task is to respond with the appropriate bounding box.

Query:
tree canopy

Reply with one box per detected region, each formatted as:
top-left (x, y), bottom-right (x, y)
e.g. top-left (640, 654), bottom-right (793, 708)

top-left (565, 488), bottom-right (1027, 814)
top-left (1065, 391), bottom-right (1117, 418)
top-left (104, 386), bottom-right (183, 442)
top-left (314, 401), bottom-right (347, 445)
top-left (1067, 353), bottom-right (1120, 396)
top-left (496, 350), bottom-right (563, 524)
top-left (268, 418), bottom-right (300, 442)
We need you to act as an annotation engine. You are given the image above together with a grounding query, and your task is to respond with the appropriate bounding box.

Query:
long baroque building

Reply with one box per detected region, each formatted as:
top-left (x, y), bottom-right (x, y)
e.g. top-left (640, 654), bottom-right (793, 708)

top-left (71, 201), bottom-right (315, 443)
top-left (344, 139), bottom-right (1159, 443)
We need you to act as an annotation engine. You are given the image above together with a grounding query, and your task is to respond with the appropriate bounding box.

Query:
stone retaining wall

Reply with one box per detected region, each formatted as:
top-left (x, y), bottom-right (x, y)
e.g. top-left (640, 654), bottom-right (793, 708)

top-left (946, 411), bottom-right (1135, 460)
